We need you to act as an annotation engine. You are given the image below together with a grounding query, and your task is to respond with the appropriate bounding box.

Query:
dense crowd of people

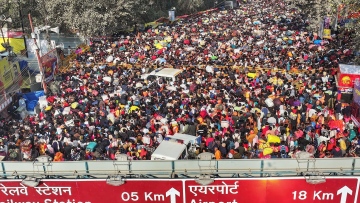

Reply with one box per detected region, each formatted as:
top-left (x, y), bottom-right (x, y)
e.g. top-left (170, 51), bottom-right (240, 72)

top-left (0, 0), bottom-right (359, 162)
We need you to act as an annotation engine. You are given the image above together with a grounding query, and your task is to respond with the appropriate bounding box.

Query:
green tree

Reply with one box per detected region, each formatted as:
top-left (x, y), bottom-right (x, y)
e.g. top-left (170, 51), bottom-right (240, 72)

top-left (1, 0), bottom-right (217, 36)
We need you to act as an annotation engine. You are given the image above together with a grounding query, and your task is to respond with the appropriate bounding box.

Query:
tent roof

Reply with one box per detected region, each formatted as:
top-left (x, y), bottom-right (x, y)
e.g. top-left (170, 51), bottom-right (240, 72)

top-left (339, 64), bottom-right (360, 75)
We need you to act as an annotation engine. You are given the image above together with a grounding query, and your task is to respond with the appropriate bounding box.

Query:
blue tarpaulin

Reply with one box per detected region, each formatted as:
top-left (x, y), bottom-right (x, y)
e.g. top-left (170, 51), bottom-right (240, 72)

top-left (18, 60), bottom-right (39, 74)
top-left (18, 60), bottom-right (28, 72)
top-left (22, 91), bottom-right (45, 111)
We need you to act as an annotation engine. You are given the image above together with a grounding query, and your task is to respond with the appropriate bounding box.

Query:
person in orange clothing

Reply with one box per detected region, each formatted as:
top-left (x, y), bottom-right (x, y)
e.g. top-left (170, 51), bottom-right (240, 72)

top-left (54, 152), bottom-right (64, 161)
top-left (214, 147), bottom-right (222, 160)
top-left (246, 130), bottom-right (256, 147)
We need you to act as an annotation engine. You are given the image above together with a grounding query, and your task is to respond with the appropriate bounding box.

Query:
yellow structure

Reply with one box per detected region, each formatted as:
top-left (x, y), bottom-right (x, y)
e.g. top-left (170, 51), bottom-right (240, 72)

top-left (0, 38), bottom-right (25, 54)
top-left (0, 57), bottom-right (22, 90)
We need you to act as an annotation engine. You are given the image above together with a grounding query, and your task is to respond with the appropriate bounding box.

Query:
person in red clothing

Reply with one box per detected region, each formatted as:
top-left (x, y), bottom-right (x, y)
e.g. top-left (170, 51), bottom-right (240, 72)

top-left (205, 135), bottom-right (215, 147)
top-left (327, 138), bottom-right (336, 151)
top-left (262, 123), bottom-right (270, 136)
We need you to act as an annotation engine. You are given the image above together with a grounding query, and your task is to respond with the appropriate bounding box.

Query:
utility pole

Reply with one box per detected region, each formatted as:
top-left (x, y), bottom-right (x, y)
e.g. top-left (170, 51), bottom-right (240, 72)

top-left (28, 13), bottom-right (47, 94)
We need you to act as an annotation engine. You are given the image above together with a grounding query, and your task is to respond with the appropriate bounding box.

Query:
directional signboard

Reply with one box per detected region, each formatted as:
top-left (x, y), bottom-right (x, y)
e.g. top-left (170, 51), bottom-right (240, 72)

top-left (185, 177), bottom-right (359, 203)
top-left (265, 177), bottom-right (359, 203)
top-left (0, 177), bottom-right (359, 203)
top-left (0, 179), bottom-right (183, 203)
top-left (185, 179), bottom-right (267, 203)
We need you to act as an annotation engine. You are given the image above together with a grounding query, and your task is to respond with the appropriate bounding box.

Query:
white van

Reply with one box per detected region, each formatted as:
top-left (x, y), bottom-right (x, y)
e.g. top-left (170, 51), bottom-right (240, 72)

top-left (151, 133), bottom-right (199, 160)
top-left (151, 140), bottom-right (187, 160)
top-left (141, 68), bottom-right (182, 91)
top-left (166, 133), bottom-right (198, 145)
top-left (166, 133), bottom-right (199, 159)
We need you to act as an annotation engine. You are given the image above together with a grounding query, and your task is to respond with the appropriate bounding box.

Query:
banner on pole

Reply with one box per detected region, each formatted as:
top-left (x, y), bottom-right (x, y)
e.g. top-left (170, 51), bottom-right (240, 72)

top-left (40, 49), bottom-right (58, 83)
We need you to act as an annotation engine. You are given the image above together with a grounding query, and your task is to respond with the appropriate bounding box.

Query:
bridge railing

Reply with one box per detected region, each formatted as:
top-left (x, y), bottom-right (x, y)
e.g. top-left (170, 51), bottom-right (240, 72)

top-left (1, 158), bottom-right (359, 179)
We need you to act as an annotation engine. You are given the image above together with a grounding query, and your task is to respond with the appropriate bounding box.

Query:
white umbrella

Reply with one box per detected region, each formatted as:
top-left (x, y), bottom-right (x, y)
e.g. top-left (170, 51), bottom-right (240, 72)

top-left (267, 117), bottom-right (276, 125)
top-left (106, 55), bottom-right (114, 63)
top-left (135, 82), bottom-right (143, 88)
top-left (103, 77), bottom-right (111, 83)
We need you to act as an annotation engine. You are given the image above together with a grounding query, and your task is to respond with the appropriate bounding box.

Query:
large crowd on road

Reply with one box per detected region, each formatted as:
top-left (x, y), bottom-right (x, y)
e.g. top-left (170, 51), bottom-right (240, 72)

top-left (0, 0), bottom-right (359, 161)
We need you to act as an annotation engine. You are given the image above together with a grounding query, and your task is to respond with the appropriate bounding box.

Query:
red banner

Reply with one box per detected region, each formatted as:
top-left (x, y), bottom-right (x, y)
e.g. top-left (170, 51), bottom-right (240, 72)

top-left (0, 177), bottom-right (359, 203)
top-left (337, 73), bottom-right (360, 88)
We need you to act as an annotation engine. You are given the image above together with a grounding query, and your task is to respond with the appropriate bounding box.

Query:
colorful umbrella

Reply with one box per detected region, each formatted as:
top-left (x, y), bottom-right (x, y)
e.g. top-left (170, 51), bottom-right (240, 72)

top-left (263, 147), bottom-right (273, 155)
top-left (129, 106), bottom-right (140, 113)
top-left (65, 88), bottom-right (72, 93)
top-left (308, 44), bottom-right (317, 49)
top-left (267, 134), bottom-right (281, 144)
top-left (92, 90), bottom-right (99, 96)
top-left (247, 72), bottom-right (257, 78)
top-left (328, 120), bottom-right (344, 132)
top-left (211, 55), bottom-right (218, 60)
top-left (155, 43), bottom-right (163, 50)
top-left (155, 115), bottom-right (163, 120)
top-left (71, 102), bottom-right (79, 109)
top-left (314, 40), bottom-right (322, 45)
top-left (293, 100), bottom-right (301, 106)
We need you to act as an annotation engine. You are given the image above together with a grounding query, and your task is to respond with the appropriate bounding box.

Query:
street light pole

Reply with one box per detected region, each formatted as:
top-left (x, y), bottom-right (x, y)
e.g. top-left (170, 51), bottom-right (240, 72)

top-left (28, 13), bottom-right (47, 94)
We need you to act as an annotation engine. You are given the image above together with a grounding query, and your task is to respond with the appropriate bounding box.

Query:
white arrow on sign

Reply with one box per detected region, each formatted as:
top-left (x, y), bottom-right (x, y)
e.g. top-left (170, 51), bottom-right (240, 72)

top-left (337, 186), bottom-right (353, 203)
top-left (166, 187), bottom-right (180, 203)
